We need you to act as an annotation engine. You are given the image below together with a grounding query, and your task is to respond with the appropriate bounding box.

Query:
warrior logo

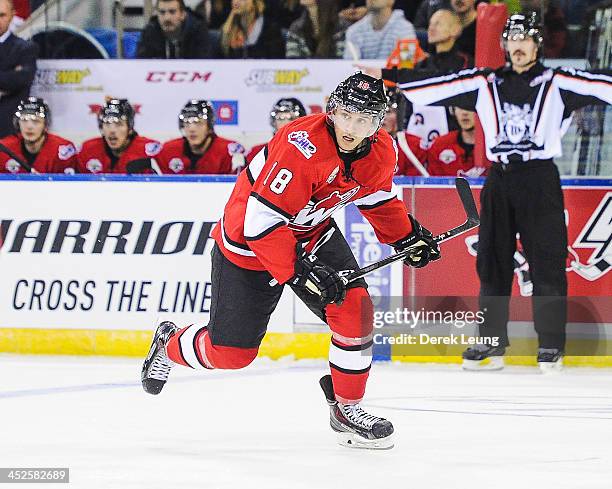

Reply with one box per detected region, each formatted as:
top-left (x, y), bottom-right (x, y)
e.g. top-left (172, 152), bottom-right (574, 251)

top-left (568, 193), bottom-right (612, 281)
top-left (500, 103), bottom-right (533, 144)
top-left (291, 187), bottom-right (361, 231)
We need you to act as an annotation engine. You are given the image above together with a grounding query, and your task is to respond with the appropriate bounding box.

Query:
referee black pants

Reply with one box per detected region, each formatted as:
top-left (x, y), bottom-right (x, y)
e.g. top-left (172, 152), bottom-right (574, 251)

top-left (477, 160), bottom-right (568, 350)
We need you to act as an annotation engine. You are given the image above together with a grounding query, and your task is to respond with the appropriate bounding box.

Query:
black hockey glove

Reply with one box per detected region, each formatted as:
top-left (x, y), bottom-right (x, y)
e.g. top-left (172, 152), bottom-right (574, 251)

top-left (290, 245), bottom-right (347, 306)
top-left (391, 215), bottom-right (441, 268)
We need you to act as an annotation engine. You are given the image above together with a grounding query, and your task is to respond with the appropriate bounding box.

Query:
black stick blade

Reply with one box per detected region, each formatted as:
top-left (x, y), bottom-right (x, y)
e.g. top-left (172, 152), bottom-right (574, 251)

top-left (455, 177), bottom-right (479, 226)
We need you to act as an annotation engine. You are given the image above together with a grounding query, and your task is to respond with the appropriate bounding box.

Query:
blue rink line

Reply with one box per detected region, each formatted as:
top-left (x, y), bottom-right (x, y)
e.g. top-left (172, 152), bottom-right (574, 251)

top-left (0, 364), bottom-right (323, 400)
top-left (0, 174), bottom-right (610, 187)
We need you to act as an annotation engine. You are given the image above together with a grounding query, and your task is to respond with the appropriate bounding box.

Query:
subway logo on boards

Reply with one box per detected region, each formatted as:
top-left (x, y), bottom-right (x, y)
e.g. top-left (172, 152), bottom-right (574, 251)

top-left (0, 219), bottom-right (216, 255)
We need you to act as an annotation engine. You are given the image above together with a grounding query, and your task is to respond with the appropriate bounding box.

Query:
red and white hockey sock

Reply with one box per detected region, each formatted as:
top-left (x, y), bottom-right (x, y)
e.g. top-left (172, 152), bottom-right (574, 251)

top-left (325, 287), bottom-right (374, 404)
top-left (166, 324), bottom-right (259, 370)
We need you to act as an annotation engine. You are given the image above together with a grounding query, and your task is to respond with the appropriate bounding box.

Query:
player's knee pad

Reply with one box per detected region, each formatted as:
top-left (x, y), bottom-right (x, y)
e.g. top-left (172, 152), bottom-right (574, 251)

top-left (326, 286), bottom-right (374, 341)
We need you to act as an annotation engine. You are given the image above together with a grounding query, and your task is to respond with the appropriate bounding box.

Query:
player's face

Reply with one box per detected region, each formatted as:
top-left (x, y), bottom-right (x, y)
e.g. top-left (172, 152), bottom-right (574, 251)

top-left (182, 119), bottom-right (210, 146)
top-left (332, 107), bottom-right (377, 151)
top-left (18, 116), bottom-right (46, 142)
top-left (507, 38), bottom-right (538, 69)
top-left (454, 107), bottom-right (475, 131)
top-left (102, 121), bottom-right (130, 150)
top-left (157, 0), bottom-right (186, 34)
top-left (0, 0), bottom-right (14, 37)
top-left (272, 113), bottom-right (296, 133)
top-left (382, 110), bottom-right (397, 137)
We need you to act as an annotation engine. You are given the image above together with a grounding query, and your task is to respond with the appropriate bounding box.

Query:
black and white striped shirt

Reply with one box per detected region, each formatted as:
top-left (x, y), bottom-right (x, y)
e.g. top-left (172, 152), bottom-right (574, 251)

top-left (397, 63), bottom-right (612, 163)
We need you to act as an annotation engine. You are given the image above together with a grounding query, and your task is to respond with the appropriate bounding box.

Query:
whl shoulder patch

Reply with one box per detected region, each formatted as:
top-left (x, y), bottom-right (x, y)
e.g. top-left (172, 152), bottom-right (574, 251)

top-left (288, 131), bottom-right (316, 159)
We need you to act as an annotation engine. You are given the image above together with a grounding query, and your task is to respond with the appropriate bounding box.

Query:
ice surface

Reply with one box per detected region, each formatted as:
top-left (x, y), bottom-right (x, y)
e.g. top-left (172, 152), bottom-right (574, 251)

top-left (1, 355), bottom-right (611, 489)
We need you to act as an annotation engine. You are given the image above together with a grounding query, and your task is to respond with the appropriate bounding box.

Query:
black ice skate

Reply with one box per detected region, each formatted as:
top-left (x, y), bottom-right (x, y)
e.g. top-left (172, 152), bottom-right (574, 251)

top-left (537, 348), bottom-right (563, 373)
top-left (141, 321), bottom-right (179, 395)
top-left (319, 374), bottom-right (394, 450)
top-left (462, 344), bottom-right (506, 371)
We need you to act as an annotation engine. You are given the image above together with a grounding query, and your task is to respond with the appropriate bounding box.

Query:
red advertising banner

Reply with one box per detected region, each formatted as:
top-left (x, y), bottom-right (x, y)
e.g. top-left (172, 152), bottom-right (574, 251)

top-left (403, 182), bottom-right (611, 322)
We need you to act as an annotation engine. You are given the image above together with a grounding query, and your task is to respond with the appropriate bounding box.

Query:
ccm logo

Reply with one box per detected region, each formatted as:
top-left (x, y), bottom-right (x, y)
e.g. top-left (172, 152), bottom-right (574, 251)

top-left (146, 71), bottom-right (213, 83)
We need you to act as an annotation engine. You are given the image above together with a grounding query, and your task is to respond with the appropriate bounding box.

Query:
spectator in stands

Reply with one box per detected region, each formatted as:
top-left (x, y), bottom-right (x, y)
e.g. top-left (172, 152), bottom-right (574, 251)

top-left (0, 97), bottom-right (78, 174)
top-left (246, 97), bottom-right (307, 163)
top-left (197, 0), bottom-right (232, 29)
top-left (267, 0), bottom-right (304, 29)
top-left (418, 8), bottom-right (473, 70)
top-left (78, 98), bottom-right (162, 174)
top-left (413, 0), bottom-right (450, 29)
top-left (157, 100), bottom-right (246, 174)
top-left (221, 0), bottom-right (284, 58)
top-left (286, 0), bottom-right (347, 58)
top-left (383, 93), bottom-right (428, 176)
top-left (339, 0), bottom-right (367, 24)
top-left (520, 0), bottom-right (567, 58)
top-left (0, 0), bottom-right (37, 138)
top-left (344, 0), bottom-right (416, 59)
top-left (137, 0), bottom-right (211, 59)
top-left (427, 107), bottom-right (485, 176)
top-left (450, 0), bottom-right (478, 56)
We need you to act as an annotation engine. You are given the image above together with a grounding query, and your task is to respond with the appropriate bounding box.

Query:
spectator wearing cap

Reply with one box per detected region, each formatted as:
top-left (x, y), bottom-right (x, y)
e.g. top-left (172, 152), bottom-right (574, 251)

top-left (343, 0), bottom-right (416, 60)
top-left (221, 0), bottom-right (285, 58)
top-left (0, 0), bottom-right (37, 138)
top-left (286, 0), bottom-right (348, 58)
top-left (137, 0), bottom-right (211, 59)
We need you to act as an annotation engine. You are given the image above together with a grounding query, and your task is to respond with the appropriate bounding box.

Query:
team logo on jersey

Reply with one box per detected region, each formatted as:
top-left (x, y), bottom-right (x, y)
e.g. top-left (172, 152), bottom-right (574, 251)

top-left (439, 149), bottom-right (457, 164)
top-left (291, 187), bottom-right (360, 230)
top-left (168, 157), bottom-right (184, 173)
top-left (357, 80), bottom-right (370, 90)
top-left (326, 166), bottom-right (340, 184)
top-left (58, 144), bottom-right (76, 161)
top-left (86, 158), bottom-right (103, 174)
top-left (63, 167), bottom-right (75, 175)
top-left (500, 103), bottom-right (533, 145)
top-left (227, 142), bottom-right (245, 156)
top-left (145, 142), bottom-right (162, 157)
top-left (568, 193), bottom-right (611, 281)
top-left (288, 131), bottom-right (316, 159)
top-left (5, 159), bottom-right (20, 173)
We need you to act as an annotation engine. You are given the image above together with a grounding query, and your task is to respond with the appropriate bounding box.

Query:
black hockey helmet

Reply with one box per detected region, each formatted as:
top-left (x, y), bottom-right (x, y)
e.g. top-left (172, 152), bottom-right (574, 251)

top-left (178, 99), bottom-right (215, 130)
top-left (327, 72), bottom-right (388, 137)
top-left (502, 12), bottom-right (543, 55)
top-left (98, 98), bottom-right (135, 131)
top-left (269, 98), bottom-right (307, 129)
top-left (13, 97), bottom-right (51, 131)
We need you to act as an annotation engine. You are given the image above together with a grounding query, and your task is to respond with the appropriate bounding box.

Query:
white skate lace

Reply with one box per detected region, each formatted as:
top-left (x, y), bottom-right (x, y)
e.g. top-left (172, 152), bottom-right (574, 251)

top-left (340, 404), bottom-right (380, 429)
top-left (148, 348), bottom-right (172, 381)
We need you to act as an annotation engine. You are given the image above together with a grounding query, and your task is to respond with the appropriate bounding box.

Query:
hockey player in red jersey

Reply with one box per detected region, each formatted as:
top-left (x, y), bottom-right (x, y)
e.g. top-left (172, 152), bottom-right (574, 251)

top-left (380, 91), bottom-right (428, 176)
top-left (77, 98), bottom-right (162, 174)
top-left (427, 107), bottom-right (486, 177)
top-left (0, 97), bottom-right (78, 174)
top-left (156, 100), bottom-right (246, 174)
top-left (246, 98), bottom-right (307, 164)
top-left (141, 73), bottom-right (440, 449)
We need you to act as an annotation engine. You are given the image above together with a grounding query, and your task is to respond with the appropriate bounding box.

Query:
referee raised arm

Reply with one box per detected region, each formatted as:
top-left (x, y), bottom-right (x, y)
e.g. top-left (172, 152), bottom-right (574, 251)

top-left (392, 13), bottom-right (612, 370)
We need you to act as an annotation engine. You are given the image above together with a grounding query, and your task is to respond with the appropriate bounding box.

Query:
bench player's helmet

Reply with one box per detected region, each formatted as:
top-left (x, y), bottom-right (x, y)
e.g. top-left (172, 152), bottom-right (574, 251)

top-left (13, 97), bottom-right (51, 132)
top-left (270, 98), bottom-right (307, 132)
top-left (502, 12), bottom-right (543, 58)
top-left (98, 98), bottom-right (135, 131)
top-left (179, 100), bottom-right (215, 130)
top-left (327, 72), bottom-right (388, 138)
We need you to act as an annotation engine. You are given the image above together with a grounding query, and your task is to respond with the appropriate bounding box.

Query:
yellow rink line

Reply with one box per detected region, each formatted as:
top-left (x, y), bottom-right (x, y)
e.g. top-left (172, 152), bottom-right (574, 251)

top-left (1, 328), bottom-right (611, 367)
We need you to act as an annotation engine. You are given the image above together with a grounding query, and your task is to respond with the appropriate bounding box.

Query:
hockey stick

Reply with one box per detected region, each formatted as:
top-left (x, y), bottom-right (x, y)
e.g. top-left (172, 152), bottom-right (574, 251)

top-left (343, 177), bottom-right (479, 283)
top-left (0, 141), bottom-right (37, 173)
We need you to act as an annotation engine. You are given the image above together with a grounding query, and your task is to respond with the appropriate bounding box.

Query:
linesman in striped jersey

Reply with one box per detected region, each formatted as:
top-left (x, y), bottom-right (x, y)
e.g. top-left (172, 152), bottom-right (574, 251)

top-left (368, 13), bottom-right (612, 371)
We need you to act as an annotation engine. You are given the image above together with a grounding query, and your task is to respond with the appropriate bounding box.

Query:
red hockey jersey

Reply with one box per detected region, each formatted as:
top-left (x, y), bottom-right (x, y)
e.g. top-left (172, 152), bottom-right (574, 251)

top-left (77, 135), bottom-right (162, 174)
top-left (0, 133), bottom-right (78, 174)
top-left (157, 135), bottom-right (246, 174)
top-left (394, 132), bottom-right (428, 176)
top-left (426, 130), bottom-right (486, 177)
top-left (211, 113), bottom-right (414, 284)
top-left (246, 143), bottom-right (266, 164)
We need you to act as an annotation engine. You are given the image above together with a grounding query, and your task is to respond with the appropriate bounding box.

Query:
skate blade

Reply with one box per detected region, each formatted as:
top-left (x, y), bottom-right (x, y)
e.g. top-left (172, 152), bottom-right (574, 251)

top-left (538, 359), bottom-right (563, 374)
top-left (462, 357), bottom-right (505, 371)
top-left (336, 432), bottom-right (394, 450)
